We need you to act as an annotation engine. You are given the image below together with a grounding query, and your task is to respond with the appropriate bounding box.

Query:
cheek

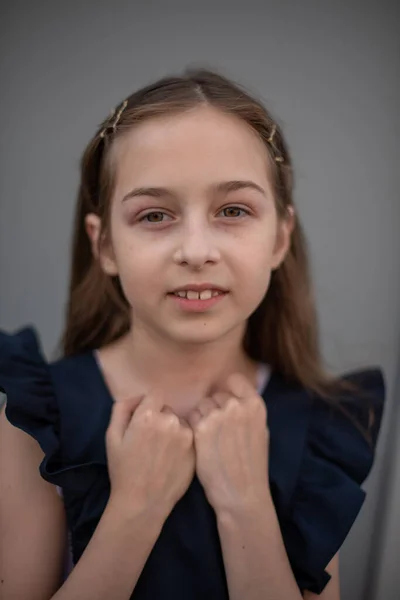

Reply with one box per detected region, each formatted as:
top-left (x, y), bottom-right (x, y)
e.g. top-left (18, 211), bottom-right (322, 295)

top-left (114, 256), bottom-right (159, 309)
top-left (114, 241), bottom-right (155, 285)
top-left (232, 224), bottom-right (277, 301)
top-left (233, 220), bottom-right (278, 269)
top-left (242, 258), bottom-right (272, 305)
top-left (108, 222), bottom-right (155, 300)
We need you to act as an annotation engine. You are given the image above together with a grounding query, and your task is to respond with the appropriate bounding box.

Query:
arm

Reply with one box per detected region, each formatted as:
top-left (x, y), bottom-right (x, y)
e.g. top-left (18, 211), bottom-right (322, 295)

top-left (0, 408), bottom-right (68, 599)
top-left (217, 493), bottom-right (340, 600)
top-left (216, 491), bottom-right (303, 600)
top-left (188, 374), bottom-right (341, 600)
top-left (0, 407), bottom-right (165, 600)
top-left (52, 497), bottom-right (163, 600)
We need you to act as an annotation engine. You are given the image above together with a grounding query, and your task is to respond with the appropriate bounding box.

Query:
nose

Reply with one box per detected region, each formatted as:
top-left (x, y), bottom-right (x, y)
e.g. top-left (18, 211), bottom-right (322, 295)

top-left (173, 220), bottom-right (220, 269)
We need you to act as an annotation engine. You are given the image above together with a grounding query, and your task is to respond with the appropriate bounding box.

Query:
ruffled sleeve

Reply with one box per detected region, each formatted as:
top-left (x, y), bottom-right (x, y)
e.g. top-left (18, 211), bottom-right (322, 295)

top-left (282, 369), bottom-right (385, 594)
top-left (0, 327), bottom-right (64, 484)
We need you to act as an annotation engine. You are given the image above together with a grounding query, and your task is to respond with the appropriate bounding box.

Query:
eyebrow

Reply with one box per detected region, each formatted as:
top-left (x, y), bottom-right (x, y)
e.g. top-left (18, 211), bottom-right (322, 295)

top-left (121, 180), bottom-right (267, 203)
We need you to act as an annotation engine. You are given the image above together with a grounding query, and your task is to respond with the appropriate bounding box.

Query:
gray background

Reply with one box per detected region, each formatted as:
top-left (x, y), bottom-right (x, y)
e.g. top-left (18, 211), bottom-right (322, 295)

top-left (1, 1), bottom-right (399, 598)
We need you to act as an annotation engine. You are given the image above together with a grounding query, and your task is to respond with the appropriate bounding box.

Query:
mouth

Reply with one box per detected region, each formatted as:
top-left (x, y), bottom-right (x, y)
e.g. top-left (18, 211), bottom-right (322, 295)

top-left (168, 284), bottom-right (228, 301)
top-left (167, 285), bottom-right (228, 312)
top-left (169, 289), bottom-right (225, 300)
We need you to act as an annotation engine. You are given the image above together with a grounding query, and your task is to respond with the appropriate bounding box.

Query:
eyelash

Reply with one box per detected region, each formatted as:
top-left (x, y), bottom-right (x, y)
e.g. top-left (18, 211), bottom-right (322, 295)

top-left (138, 206), bottom-right (251, 224)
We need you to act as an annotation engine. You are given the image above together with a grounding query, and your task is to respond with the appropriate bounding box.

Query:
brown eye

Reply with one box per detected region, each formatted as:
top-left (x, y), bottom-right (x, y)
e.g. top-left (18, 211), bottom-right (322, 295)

top-left (141, 211), bottom-right (170, 223)
top-left (221, 206), bottom-right (249, 218)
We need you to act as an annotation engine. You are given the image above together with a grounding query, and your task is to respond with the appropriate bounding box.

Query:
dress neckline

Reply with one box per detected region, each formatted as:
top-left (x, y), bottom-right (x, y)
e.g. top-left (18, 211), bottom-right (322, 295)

top-left (89, 349), bottom-right (273, 405)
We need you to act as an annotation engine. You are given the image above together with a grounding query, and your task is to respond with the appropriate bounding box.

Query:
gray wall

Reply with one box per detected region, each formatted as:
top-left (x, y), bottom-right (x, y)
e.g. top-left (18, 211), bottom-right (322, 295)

top-left (1, 1), bottom-right (399, 598)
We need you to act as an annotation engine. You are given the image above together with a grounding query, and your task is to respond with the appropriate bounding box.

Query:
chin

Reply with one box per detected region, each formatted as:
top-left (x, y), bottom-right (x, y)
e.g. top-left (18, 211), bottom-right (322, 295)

top-left (164, 319), bottom-right (244, 347)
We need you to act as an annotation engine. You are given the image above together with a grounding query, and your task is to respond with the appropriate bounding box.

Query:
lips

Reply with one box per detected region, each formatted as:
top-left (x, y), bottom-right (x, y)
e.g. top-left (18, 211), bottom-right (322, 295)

top-left (170, 283), bottom-right (228, 294)
top-left (172, 289), bottom-right (224, 300)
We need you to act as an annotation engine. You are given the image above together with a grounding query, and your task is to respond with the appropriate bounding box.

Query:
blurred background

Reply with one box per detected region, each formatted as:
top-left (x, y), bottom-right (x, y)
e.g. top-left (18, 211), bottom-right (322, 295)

top-left (0, 1), bottom-right (399, 598)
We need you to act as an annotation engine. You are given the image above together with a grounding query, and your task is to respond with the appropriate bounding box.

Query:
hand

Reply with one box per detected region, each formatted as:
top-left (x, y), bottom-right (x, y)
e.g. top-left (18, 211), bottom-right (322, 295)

top-left (187, 374), bottom-right (270, 515)
top-left (106, 395), bottom-right (195, 520)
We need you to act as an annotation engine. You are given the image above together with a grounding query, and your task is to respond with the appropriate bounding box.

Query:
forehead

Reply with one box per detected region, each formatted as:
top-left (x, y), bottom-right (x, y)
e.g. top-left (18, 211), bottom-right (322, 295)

top-left (111, 106), bottom-right (272, 195)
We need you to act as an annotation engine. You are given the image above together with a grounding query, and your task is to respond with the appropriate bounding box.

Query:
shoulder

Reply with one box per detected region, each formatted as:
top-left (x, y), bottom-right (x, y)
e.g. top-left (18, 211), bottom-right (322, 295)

top-left (264, 368), bottom-right (385, 595)
top-left (0, 326), bottom-right (108, 484)
top-left (265, 368), bottom-right (385, 483)
top-left (0, 326), bottom-right (96, 412)
top-left (0, 327), bottom-right (56, 433)
top-left (308, 369), bottom-right (385, 482)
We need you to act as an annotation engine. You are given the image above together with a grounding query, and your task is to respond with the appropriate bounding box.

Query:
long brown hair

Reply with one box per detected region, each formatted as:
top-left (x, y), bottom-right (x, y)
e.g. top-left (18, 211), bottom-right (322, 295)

top-left (61, 68), bottom-right (341, 398)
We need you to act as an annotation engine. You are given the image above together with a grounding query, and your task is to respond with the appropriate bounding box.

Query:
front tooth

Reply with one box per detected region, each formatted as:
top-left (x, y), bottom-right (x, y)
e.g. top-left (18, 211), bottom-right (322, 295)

top-left (186, 290), bottom-right (200, 300)
top-left (176, 291), bottom-right (187, 298)
top-left (199, 290), bottom-right (212, 300)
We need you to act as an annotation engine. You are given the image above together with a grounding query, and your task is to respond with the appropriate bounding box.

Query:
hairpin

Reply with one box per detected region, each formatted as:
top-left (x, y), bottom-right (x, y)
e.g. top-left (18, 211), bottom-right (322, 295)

top-left (100, 99), bottom-right (128, 139)
top-left (267, 124), bottom-right (284, 163)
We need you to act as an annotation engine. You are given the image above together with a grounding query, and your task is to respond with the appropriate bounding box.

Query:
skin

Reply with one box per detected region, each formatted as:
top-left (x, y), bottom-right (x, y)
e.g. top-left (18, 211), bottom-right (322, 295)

top-left (0, 105), bottom-right (339, 600)
top-left (84, 105), bottom-right (339, 599)
top-left (86, 105), bottom-right (292, 413)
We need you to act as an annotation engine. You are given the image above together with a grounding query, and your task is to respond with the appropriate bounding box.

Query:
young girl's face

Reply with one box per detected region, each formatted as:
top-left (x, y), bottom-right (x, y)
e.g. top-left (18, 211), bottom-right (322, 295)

top-left (90, 106), bottom-right (292, 347)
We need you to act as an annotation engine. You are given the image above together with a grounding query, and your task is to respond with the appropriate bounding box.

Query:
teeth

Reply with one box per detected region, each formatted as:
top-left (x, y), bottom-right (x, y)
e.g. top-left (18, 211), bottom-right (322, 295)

top-left (186, 290), bottom-right (200, 300)
top-left (174, 289), bottom-right (223, 300)
top-left (199, 290), bottom-right (212, 300)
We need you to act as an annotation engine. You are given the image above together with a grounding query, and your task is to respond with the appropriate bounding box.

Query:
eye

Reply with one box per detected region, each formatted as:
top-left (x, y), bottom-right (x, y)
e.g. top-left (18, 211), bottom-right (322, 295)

top-left (139, 211), bottom-right (172, 224)
top-left (219, 206), bottom-right (250, 218)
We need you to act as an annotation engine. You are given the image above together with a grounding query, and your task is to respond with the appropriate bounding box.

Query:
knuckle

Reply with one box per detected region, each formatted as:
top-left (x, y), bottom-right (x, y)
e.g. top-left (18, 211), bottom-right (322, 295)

top-left (226, 397), bottom-right (240, 413)
top-left (138, 409), bottom-right (154, 426)
top-left (135, 409), bottom-right (157, 432)
top-left (253, 396), bottom-right (266, 417)
top-left (195, 418), bottom-right (209, 435)
top-left (207, 409), bottom-right (219, 424)
top-left (162, 413), bottom-right (180, 429)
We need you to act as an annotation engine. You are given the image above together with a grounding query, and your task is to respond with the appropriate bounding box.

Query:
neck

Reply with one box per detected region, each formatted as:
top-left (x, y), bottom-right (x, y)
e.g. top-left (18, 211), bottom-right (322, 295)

top-left (113, 322), bottom-right (258, 417)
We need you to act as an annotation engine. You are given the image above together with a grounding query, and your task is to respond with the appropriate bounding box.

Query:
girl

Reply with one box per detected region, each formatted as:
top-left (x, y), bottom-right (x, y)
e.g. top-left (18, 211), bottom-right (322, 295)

top-left (0, 68), bottom-right (385, 600)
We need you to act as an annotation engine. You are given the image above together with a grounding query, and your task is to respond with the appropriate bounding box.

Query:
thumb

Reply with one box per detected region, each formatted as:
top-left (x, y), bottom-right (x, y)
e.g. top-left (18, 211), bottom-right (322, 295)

top-left (133, 391), bottom-right (166, 418)
top-left (107, 396), bottom-right (144, 442)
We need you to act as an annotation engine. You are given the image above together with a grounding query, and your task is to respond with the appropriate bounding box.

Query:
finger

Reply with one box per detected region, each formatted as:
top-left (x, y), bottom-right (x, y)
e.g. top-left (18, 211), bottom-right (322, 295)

top-left (224, 373), bottom-right (257, 400)
top-left (133, 392), bottom-right (165, 418)
top-left (161, 405), bottom-right (189, 428)
top-left (177, 415), bottom-right (192, 430)
top-left (212, 391), bottom-right (231, 409)
top-left (187, 408), bottom-right (203, 429)
top-left (108, 396), bottom-right (144, 440)
top-left (196, 397), bottom-right (219, 418)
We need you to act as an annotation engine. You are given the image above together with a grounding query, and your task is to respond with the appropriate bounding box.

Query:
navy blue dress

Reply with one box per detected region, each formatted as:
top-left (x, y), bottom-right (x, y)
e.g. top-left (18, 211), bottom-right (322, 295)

top-left (0, 327), bottom-right (385, 597)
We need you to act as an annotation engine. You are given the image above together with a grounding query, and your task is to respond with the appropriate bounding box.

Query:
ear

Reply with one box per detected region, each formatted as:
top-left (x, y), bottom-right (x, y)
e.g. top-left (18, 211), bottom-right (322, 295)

top-left (84, 213), bottom-right (119, 276)
top-left (271, 205), bottom-right (295, 270)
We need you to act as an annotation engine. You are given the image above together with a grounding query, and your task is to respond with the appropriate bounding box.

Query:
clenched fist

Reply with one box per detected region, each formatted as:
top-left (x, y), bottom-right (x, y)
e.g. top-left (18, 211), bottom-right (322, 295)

top-left (106, 394), bottom-right (195, 520)
top-left (186, 374), bottom-right (270, 515)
